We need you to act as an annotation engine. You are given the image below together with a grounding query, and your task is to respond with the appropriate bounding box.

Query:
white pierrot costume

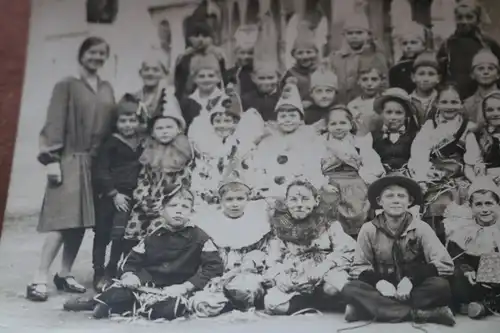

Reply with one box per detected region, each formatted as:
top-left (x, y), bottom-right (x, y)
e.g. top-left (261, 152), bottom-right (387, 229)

top-left (189, 88), bottom-right (265, 199)
top-left (248, 80), bottom-right (328, 197)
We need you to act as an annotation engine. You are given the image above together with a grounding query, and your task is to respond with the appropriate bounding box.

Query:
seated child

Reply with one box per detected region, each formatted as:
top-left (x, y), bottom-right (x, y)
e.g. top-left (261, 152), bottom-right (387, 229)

top-left (241, 62), bottom-right (280, 122)
top-left (180, 53), bottom-right (223, 131)
top-left (328, 14), bottom-right (389, 104)
top-left (175, 22), bottom-right (226, 101)
top-left (366, 88), bottom-right (420, 175)
top-left (343, 176), bottom-right (455, 326)
top-left (91, 187), bottom-right (224, 320)
top-left (133, 52), bottom-right (170, 119)
top-left (347, 64), bottom-right (385, 136)
top-left (409, 51), bottom-right (441, 125)
top-left (444, 178), bottom-right (500, 319)
top-left (189, 88), bottom-right (264, 203)
top-left (464, 49), bottom-right (500, 126)
top-left (320, 106), bottom-right (385, 237)
top-left (92, 94), bottom-right (144, 291)
top-left (281, 22), bottom-right (320, 101)
top-left (123, 88), bottom-right (193, 247)
top-left (249, 78), bottom-right (327, 198)
top-left (389, 22), bottom-right (428, 93)
top-left (189, 165), bottom-right (271, 317)
top-left (408, 83), bottom-right (479, 242)
top-left (437, 0), bottom-right (500, 100)
top-left (263, 179), bottom-right (356, 315)
top-left (305, 67), bottom-right (338, 126)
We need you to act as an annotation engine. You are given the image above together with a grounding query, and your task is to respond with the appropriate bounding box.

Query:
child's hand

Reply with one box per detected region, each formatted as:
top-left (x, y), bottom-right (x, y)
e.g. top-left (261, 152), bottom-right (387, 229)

top-left (120, 273), bottom-right (141, 288)
top-left (474, 163), bottom-right (487, 176)
top-left (161, 283), bottom-right (192, 296)
top-left (113, 193), bottom-right (130, 212)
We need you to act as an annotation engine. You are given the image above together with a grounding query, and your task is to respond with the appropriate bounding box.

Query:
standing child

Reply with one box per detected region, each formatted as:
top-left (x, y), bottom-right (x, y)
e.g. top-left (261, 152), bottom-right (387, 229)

top-left (464, 49), bottom-right (500, 126)
top-left (389, 22), bottom-right (428, 93)
top-left (281, 22), bottom-right (320, 101)
top-left (92, 94), bottom-right (144, 292)
top-left (180, 55), bottom-right (223, 131)
top-left (133, 52), bottom-right (169, 119)
top-left (189, 89), bottom-right (264, 203)
top-left (366, 88), bottom-right (420, 175)
top-left (320, 106), bottom-right (385, 237)
top-left (410, 51), bottom-right (441, 125)
top-left (123, 88), bottom-right (193, 249)
top-left (437, 0), bottom-right (500, 99)
top-left (305, 67), bottom-right (338, 126)
top-left (408, 84), bottom-right (480, 242)
top-left (241, 63), bottom-right (280, 122)
top-left (328, 14), bottom-right (389, 104)
top-left (91, 187), bottom-right (224, 320)
top-left (347, 65), bottom-right (385, 136)
top-left (174, 22), bottom-right (226, 102)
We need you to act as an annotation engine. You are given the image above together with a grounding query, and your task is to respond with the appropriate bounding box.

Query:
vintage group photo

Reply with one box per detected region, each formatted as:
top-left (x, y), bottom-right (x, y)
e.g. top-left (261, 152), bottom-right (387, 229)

top-left (2, 0), bottom-right (500, 332)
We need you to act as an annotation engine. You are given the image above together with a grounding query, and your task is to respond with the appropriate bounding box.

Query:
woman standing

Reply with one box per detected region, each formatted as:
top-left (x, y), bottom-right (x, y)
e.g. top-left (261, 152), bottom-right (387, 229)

top-left (26, 37), bottom-right (115, 302)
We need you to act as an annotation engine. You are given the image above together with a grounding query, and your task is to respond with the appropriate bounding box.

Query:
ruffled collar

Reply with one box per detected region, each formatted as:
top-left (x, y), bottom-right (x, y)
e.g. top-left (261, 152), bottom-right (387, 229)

top-left (444, 203), bottom-right (500, 256)
top-left (189, 87), bottom-right (223, 110)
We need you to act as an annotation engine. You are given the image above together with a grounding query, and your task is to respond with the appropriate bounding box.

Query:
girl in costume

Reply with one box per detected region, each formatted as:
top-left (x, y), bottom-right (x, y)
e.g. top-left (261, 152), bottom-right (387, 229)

top-left (320, 106), bottom-right (385, 237)
top-left (263, 179), bottom-right (356, 315)
top-left (408, 83), bottom-right (480, 242)
top-left (189, 87), bottom-right (264, 204)
top-left (122, 88), bottom-right (193, 249)
top-left (444, 177), bottom-right (500, 318)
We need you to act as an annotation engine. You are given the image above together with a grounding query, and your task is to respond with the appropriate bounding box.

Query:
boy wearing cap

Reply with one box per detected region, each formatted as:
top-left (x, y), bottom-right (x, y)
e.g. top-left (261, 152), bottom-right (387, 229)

top-left (91, 187), bottom-right (224, 320)
top-left (281, 22), bottom-right (320, 101)
top-left (175, 22), bottom-right (226, 102)
top-left (342, 175), bottom-right (455, 326)
top-left (409, 51), bottom-right (441, 125)
top-left (305, 68), bottom-right (338, 125)
top-left (91, 94), bottom-right (145, 292)
top-left (179, 54), bottom-right (224, 131)
top-left (328, 14), bottom-right (389, 104)
top-left (464, 48), bottom-right (500, 126)
top-left (389, 22), bottom-right (428, 94)
top-left (189, 164), bottom-right (271, 317)
top-left (437, 0), bottom-right (500, 100)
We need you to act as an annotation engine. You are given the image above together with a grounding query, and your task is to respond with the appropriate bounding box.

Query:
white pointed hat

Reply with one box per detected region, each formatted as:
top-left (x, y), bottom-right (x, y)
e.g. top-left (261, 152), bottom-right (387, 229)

top-left (310, 67), bottom-right (338, 90)
top-left (217, 155), bottom-right (251, 195)
top-left (206, 85), bottom-right (243, 119)
top-left (275, 77), bottom-right (304, 115)
top-left (157, 88), bottom-right (186, 131)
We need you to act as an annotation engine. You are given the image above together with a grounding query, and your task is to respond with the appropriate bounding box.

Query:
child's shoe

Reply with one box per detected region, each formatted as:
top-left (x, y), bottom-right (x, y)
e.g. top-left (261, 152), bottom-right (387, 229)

top-left (26, 283), bottom-right (48, 302)
top-left (63, 295), bottom-right (97, 312)
top-left (468, 302), bottom-right (487, 319)
top-left (92, 303), bottom-right (111, 319)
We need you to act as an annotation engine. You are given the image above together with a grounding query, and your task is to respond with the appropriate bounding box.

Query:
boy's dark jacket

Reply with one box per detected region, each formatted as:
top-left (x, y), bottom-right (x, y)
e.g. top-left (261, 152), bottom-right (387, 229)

top-left (389, 57), bottom-right (416, 94)
top-left (93, 134), bottom-right (143, 196)
top-left (224, 65), bottom-right (256, 96)
top-left (241, 89), bottom-right (280, 121)
top-left (122, 224), bottom-right (224, 289)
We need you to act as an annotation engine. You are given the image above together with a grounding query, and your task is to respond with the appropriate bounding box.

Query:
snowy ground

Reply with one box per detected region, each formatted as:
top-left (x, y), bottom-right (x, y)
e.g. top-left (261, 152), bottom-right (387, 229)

top-left (1, 216), bottom-right (500, 333)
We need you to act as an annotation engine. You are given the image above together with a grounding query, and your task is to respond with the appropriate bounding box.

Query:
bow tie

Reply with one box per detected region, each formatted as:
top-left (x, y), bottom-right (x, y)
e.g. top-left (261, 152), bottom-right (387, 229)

top-left (382, 126), bottom-right (405, 140)
top-left (487, 126), bottom-right (500, 135)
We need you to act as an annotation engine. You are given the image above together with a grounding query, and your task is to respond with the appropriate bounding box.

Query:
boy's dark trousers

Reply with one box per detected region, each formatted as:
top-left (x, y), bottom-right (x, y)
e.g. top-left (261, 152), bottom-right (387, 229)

top-left (93, 190), bottom-right (133, 278)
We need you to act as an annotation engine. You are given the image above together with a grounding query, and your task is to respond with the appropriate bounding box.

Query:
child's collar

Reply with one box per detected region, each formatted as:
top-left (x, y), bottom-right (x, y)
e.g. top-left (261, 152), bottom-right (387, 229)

top-left (189, 86), bottom-right (222, 106)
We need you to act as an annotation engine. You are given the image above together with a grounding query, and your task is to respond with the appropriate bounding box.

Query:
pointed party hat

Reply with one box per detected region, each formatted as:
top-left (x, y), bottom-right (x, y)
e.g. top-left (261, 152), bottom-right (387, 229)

top-left (155, 88), bottom-right (186, 131)
top-left (275, 76), bottom-right (304, 115)
top-left (253, 12), bottom-right (279, 74)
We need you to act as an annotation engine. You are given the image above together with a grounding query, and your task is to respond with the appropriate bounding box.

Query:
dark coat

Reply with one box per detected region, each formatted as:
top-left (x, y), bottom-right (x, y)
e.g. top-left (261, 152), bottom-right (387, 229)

top-left (122, 224), bottom-right (224, 289)
top-left (224, 65), bottom-right (256, 96)
top-left (241, 90), bottom-right (280, 122)
top-left (389, 57), bottom-right (416, 94)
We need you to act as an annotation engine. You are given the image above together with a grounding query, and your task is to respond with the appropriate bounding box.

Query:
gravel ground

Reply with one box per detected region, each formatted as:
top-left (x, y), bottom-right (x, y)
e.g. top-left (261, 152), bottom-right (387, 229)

top-left (1, 216), bottom-right (499, 333)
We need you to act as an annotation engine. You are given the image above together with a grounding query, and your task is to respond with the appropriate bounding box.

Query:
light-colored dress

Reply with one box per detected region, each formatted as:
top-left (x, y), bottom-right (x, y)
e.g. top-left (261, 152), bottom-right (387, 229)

top-left (38, 76), bottom-right (115, 232)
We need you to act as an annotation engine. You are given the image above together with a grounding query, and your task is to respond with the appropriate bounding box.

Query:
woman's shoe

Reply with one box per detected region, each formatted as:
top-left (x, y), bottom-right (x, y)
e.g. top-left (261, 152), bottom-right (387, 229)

top-left (53, 274), bottom-right (86, 293)
top-left (26, 283), bottom-right (48, 302)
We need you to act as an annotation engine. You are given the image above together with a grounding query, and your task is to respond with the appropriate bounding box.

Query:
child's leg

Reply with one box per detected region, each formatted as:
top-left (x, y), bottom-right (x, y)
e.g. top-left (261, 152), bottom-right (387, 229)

top-left (92, 196), bottom-right (114, 274)
top-left (94, 286), bottom-right (136, 317)
top-left (106, 209), bottom-right (131, 277)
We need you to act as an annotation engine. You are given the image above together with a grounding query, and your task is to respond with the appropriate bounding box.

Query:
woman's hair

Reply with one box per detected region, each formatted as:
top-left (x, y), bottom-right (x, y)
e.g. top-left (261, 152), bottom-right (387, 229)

top-left (140, 58), bottom-right (169, 76)
top-left (285, 180), bottom-right (319, 199)
top-left (469, 189), bottom-right (500, 205)
top-left (77, 36), bottom-right (110, 64)
top-left (325, 106), bottom-right (358, 135)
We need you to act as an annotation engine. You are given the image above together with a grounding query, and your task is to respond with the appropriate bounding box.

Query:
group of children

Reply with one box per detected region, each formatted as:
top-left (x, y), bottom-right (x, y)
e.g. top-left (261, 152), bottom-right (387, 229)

top-left (28, 0), bottom-right (500, 327)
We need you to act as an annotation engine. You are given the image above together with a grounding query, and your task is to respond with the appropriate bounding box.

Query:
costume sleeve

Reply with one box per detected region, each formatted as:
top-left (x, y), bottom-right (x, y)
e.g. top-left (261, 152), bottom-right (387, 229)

top-left (326, 222), bottom-right (356, 268)
top-left (463, 132), bottom-right (482, 166)
top-left (38, 79), bottom-right (70, 165)
top-left (188, 238), bottom-right (224, 290)
top-left (350, 224), bottom-right (383, 286)
top-left (358, 138), bottom-right (385, 184)
top-left (408, 120), bottom-right (434, 181)
top-left (418, 222), bottom-right (455, 279)
top-left (93, 138), bottom-right (117, 196)
top-left (120, 240), bottom-right (148, 282)
top-left (235, 108), bottom-right (265, 157)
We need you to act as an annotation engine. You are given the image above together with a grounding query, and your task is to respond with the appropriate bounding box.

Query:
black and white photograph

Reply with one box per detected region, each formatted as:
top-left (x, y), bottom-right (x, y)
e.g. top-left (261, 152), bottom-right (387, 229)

top-left (2, 0), bottom-right (500, 332)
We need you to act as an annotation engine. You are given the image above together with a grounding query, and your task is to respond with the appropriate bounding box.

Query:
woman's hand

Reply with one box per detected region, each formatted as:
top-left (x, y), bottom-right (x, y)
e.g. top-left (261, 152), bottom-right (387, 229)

top-left (113, 193), bottom-right (130, 212)
top-left (47, 162), bottom-right (62, 186)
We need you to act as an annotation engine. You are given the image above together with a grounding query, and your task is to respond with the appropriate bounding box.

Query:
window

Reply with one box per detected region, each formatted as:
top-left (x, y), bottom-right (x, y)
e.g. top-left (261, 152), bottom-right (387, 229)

top-left (86, 0), bottom-right (118, 24)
